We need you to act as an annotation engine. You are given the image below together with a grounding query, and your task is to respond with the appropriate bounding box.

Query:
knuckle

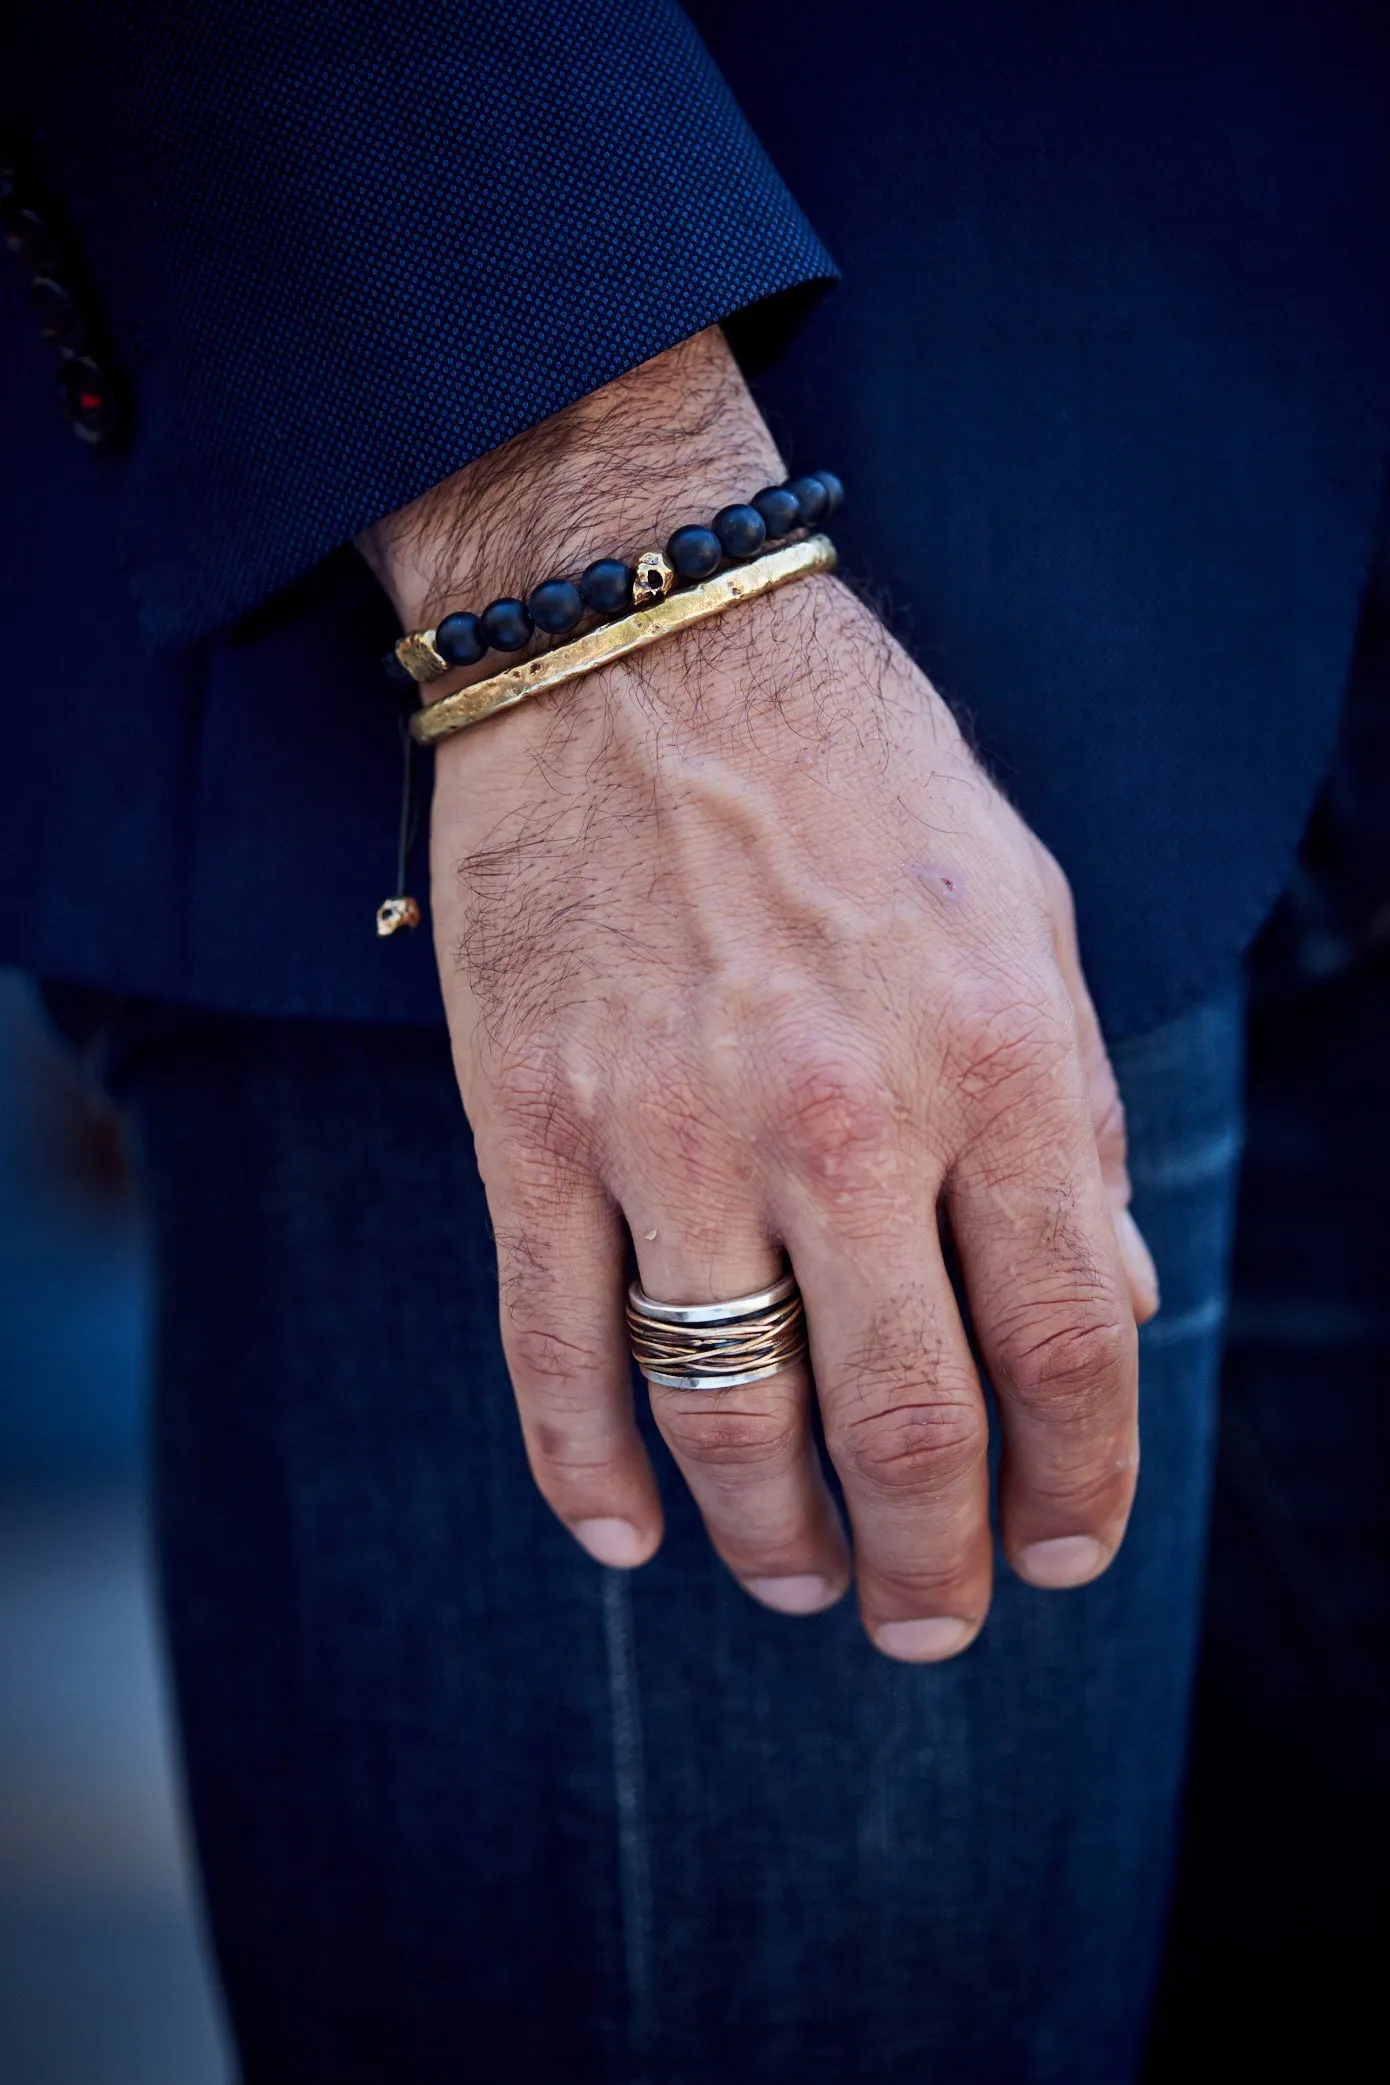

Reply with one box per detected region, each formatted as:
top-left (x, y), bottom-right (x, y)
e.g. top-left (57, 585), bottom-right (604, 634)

top-left (763, 1033), bottom-right (894, 1180)
top-left (506, 1318), bottom-right (610, 1394)
top-left (868, 1553), bottom-right (986, 1611)
top-left (523, 1422), bottom-right (618, 1494)
top-left (513, 1366), bottom-right (633, 1502)
top-left (947, 976), bottom-right (1075, 1111)
top-left (491, 1033), bottom-right (611, 1170)
top-left (657, 1400), bottom-right (799, 1475)
top-left (993, 1304), bottom-right (1135, 1419)
top-left (831, 1397), bottom-right (986, 1500)
top-left (1022, 1451), bottom-right (1137, 1520)
top-left (624, 1072), bottom-right (740, 1180)
top-left (491, 1102), bottom-right (586, 1189)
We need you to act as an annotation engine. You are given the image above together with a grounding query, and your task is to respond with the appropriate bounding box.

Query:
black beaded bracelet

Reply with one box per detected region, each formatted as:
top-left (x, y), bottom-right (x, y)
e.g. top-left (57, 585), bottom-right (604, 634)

top-left (383, 469), bottom-right (843, 688)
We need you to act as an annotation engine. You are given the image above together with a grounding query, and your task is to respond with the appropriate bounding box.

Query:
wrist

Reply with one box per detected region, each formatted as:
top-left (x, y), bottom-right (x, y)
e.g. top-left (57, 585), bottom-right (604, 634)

top-left (358, 327), bottom-right (781, 637)
top-left (428, 565), bottom-right (863, 804)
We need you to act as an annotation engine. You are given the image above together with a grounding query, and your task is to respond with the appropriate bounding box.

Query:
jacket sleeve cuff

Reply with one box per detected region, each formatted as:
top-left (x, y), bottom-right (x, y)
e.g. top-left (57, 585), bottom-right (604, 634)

top-left (76, 1), bottom-right (837, 646)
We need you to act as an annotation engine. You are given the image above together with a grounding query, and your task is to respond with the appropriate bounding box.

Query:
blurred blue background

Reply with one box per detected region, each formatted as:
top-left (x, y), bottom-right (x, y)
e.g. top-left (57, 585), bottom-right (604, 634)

top-left (0, 969), bottom-right (226, 2081)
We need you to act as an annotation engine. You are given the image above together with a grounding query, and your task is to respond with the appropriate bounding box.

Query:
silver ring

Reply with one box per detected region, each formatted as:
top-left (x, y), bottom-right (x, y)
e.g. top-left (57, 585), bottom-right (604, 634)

top-left (626, 1270), bottom-right (799, 1327)
top-left (641, 1359), bottom-right (795, 1391)
top-left (626, 1269), bottom-right (808, 1391)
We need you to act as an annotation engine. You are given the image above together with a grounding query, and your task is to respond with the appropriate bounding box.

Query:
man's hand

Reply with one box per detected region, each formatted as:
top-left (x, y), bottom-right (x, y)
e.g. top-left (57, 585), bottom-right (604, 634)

top-left (360, 328), bottom-right (1157, 1660)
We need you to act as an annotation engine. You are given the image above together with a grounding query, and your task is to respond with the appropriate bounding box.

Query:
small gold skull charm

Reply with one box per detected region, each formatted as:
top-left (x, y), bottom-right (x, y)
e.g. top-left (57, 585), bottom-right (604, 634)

top-left (395, 630), bottom-right (448, 683)
top-left (631, 549), bottom-right (675, 605)
top-left (376, 895), bottom-right (422, 937)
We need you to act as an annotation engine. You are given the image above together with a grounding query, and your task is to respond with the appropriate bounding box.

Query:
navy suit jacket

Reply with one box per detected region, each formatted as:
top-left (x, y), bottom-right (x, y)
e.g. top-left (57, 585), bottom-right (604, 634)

top-left (2, 0), bottom-right (1388, 1037)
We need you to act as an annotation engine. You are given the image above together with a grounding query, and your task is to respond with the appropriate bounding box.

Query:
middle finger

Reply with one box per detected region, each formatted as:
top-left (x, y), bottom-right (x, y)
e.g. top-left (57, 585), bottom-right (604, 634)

top-left (779, 1199), bottom-right (995, 1662)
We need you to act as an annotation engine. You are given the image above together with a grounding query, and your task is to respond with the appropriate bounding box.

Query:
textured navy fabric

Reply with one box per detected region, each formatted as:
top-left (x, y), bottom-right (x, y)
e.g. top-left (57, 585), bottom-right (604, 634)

top-left (710, 0), bottom-right (1390, 1032)
top-left (1, 2), bottom-right (1389, 1037)
top-left (4, 1), bottom-right (834, 643)
top-left (1151, 800), bottom-right (1390, 2068)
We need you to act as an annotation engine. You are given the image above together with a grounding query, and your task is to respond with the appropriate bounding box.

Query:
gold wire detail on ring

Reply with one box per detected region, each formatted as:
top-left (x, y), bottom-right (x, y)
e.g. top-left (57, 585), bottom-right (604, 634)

top-left (409, 534), bottom-right (837, 747)
top-left (627, 1271), bottom-right (809, 1391)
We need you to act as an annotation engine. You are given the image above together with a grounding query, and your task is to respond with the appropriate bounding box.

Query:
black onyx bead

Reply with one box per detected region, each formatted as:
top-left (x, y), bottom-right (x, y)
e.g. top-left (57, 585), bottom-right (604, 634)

top-left (811, 469), bottom-right (843, 515)
top-left (666, 524), bottom-right (722, 582)
top-left (712, 503), bottom-right (767, 560)
top-left (435, 610), bottom-right (486, 667)
top-left (786, 474), bottom-right (830, 526)
top-left (752, 485), bottom-right (800, 540)
top-left (56, 355), bottom-right (119, 442)
top-left (579, 558), bottom-right (633, 614)
top-left (381, 648), bottom-right (414, 689)
top-left (526, 577), bottom-right (584, 635)
top-left (479, 597), bottom-right (532, 652)
top-left (30, 276), bottom-right (86, 352)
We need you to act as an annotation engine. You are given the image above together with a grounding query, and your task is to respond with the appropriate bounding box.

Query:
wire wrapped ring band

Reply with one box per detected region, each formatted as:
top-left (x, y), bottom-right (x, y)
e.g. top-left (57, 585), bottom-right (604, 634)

top-left (627, 1271), bottom-right (809, 1391)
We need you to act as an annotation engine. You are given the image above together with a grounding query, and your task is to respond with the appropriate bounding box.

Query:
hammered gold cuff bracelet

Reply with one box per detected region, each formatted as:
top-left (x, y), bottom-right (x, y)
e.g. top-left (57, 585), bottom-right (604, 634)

top-left (409, 533), bottom-right (837, 748)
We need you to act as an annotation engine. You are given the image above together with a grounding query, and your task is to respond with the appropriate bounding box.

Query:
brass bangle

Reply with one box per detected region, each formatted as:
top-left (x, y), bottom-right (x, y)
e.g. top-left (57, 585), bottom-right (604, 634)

top-left (409, 533), bottom-right (837, 748)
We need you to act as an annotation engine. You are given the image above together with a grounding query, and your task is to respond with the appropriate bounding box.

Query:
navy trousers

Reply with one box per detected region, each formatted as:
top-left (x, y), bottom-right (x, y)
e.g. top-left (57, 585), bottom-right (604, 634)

top-left (1149, 948), bottom-right (1390, 2076)
top-left (85, 988), bottom-right (1242, 2084)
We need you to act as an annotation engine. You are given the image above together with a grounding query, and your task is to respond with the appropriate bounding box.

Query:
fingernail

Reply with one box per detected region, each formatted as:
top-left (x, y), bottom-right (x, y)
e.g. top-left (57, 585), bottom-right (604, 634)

top-left (1016, 1534), bottom-right (1106, 1588)
top-left (872, 1616), bottom-right (974, 1662)
top-left (1115, 1208), bottom-right (1161, 1323)
top-left (745, 1573), bottom-right (838, 1616)
top-left (573, 1518), bottom-right (650, 1569)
